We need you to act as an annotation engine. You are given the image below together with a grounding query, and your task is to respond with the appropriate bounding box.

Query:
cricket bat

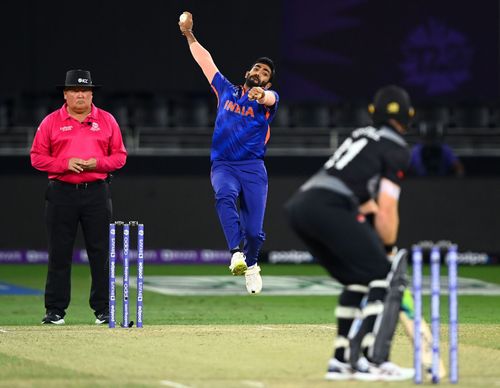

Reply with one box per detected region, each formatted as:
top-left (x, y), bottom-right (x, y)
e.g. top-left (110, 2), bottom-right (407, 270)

top-left (399, 311), bottom-right (447, 379)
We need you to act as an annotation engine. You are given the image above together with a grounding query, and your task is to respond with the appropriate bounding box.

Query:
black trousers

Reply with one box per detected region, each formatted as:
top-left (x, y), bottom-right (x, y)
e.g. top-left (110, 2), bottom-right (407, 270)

top-left (44, 180), bottom-right (112, 316)
top-left (285, 188), bottom-right (391, 285)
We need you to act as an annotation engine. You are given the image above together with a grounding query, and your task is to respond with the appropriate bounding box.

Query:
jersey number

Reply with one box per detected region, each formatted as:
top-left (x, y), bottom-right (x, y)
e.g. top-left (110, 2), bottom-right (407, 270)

top-left (324, 138), bottom-right (368, 170)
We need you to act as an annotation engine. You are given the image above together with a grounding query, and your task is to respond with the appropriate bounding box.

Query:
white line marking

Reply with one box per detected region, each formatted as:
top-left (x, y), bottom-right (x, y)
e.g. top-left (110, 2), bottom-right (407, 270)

top-left (0, 329), bottom-right (8, 333)
top-left (316, 325), bottom-right (337, 330)
top-left (242, 381), bottom-right (265, 388)
top-left (159, 380), bottom-right (192, 388)
top-left (131, 275), bottom-right (500, 296)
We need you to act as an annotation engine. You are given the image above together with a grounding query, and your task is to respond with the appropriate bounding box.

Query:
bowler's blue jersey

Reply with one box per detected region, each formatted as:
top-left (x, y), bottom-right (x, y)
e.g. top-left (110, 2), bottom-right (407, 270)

top-left (210, 72), bottom-right (279, 162)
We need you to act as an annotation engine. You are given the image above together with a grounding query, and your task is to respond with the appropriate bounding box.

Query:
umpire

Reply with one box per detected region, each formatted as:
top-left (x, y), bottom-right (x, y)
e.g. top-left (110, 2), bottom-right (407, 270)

top-left (30, 69), bottom-right (127, 325)
top-left (285, 85), bottom-right (415, 381)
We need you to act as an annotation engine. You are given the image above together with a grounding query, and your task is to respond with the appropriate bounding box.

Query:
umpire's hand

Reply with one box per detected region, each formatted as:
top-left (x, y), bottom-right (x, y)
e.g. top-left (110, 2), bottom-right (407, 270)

top-left (67, 158), bottom-right (85, 173)
top-left (80, 158), bottom-right (97, 171)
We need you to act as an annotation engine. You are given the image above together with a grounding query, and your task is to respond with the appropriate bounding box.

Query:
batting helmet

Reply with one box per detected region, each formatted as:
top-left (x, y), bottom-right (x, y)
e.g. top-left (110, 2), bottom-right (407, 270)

top-left (368, 85), bottom-right (414, 127)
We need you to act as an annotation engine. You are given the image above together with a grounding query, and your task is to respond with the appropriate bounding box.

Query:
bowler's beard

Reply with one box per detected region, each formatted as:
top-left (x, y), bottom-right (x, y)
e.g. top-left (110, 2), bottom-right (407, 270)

top-left (245, 75), bottom-right (262, 88)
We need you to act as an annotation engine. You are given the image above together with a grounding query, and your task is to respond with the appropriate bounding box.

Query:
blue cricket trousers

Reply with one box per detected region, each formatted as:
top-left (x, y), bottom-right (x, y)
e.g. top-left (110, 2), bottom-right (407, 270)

top-left (211, 159), bottom-right (268, 266)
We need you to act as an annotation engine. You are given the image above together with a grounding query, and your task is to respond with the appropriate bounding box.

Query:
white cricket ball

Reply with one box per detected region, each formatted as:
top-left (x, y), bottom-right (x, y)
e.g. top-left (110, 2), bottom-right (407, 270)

top-left (179, 13), bottom-right (188, 23)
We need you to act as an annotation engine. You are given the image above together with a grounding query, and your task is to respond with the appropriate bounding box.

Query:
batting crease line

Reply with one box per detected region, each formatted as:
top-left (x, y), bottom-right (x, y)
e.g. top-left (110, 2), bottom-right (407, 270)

top-left (241, 380), bottom-right (265, 388)
top-left (160, 379), bottom-right (192, 388)
top-left (315, 325), bottom-right (337, 330)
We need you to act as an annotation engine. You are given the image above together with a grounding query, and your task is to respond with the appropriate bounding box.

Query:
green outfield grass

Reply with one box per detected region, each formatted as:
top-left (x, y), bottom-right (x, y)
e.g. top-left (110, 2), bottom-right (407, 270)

top-left (1, 264), bottom-right (500, 326)
top-left (1, 264), bottom-right (499, 387)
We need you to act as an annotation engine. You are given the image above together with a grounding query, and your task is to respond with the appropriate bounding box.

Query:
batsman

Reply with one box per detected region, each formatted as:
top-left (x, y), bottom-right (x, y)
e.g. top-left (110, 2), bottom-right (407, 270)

top-left (286, 85), bottom-right (415, 381)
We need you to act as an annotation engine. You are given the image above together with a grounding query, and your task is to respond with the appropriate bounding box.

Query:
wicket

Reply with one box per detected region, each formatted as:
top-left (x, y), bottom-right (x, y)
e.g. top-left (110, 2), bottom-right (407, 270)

top-left (412, 244), bottom-right (458, 384)
top-left (109, 221), bottom-right (144, 329)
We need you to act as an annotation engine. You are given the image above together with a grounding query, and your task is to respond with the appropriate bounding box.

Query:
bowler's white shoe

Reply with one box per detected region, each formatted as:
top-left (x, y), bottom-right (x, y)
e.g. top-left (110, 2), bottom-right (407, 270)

top-left (245, 264), bottom-right (262, 294)
top-left (229, 252), bottom-right (247, 275)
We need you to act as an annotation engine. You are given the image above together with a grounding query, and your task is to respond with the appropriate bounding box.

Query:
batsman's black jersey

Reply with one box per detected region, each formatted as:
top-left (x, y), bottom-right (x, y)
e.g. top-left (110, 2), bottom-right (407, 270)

top-left (301, 125), bottom-right (409, 204)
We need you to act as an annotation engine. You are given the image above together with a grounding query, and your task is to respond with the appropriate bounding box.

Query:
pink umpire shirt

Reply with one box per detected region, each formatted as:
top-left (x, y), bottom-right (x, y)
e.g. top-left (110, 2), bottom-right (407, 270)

top-left (30, 104), bottom-right (127, 184)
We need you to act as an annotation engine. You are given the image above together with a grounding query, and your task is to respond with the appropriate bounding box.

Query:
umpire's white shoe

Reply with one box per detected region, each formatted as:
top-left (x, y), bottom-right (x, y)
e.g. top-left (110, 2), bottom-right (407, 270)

top-left (245, 264), bottom-right (262, 294)
top-left (229, 252), bottom-right (247, 275)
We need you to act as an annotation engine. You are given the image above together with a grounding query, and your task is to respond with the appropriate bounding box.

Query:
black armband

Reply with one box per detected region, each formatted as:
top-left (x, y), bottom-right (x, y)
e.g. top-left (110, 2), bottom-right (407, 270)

top-left (384, 244), bottom-right (396, 253)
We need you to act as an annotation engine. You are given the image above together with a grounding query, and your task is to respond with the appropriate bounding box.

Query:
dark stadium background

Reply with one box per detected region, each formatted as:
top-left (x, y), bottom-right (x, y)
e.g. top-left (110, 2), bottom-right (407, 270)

top-left (1, 0), bottom-right (499, 260)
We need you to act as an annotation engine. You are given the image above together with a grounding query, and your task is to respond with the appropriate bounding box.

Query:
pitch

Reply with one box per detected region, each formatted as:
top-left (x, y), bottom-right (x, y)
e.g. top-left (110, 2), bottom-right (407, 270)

top-left (1, 264), bottom-right (499, 387)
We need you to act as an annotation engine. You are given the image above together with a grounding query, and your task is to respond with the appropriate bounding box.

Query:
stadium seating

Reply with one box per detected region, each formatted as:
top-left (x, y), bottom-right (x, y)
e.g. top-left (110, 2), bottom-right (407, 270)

top-left (1, 94), bottom-right (499, 157)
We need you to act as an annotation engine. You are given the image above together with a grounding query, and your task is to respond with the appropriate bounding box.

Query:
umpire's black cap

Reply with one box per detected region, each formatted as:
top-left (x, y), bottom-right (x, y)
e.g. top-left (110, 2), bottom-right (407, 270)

top-left (57, 69), bottom-right (101, 89)
top-left (368, 85), bottom-right (414, 127)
